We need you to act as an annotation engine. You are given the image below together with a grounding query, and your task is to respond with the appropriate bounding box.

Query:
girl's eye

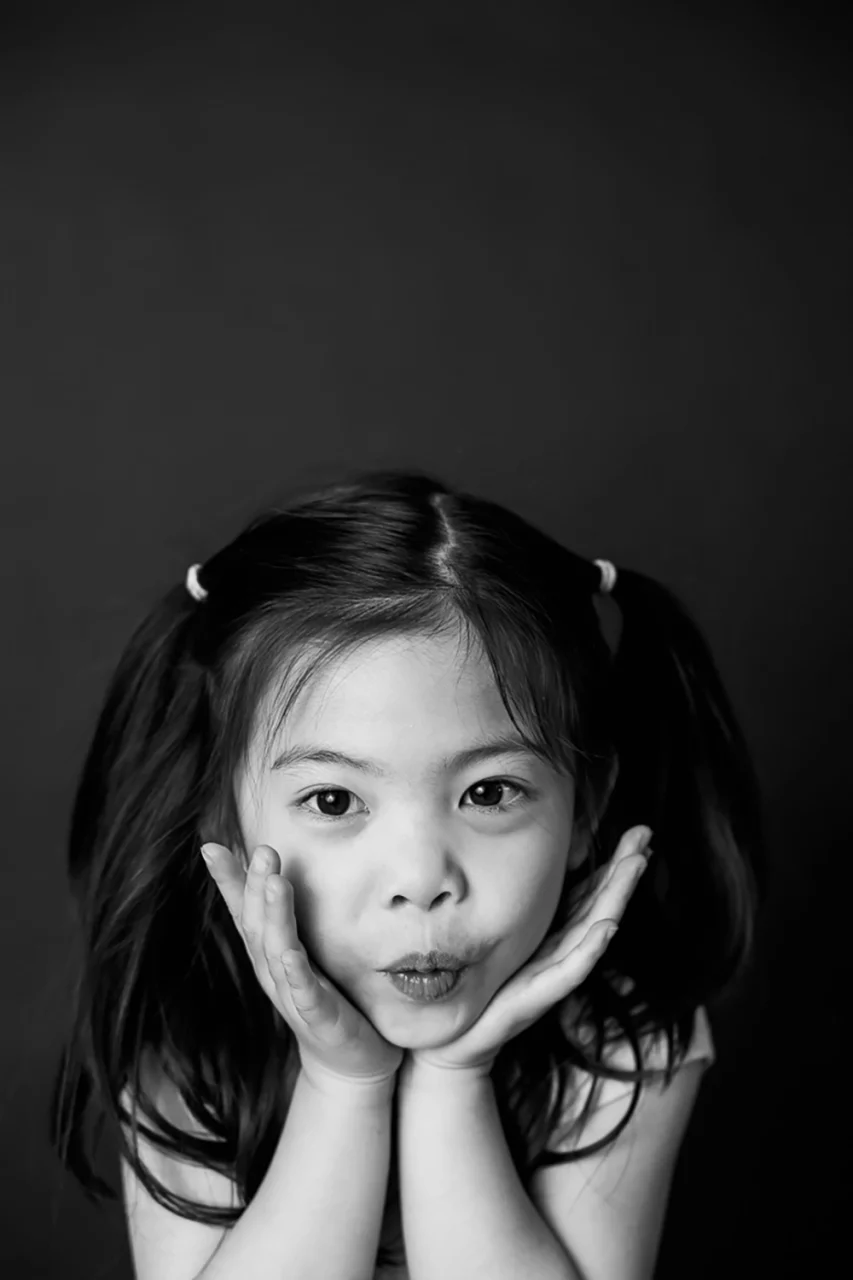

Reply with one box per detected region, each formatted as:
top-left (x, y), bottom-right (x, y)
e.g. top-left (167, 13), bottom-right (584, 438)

top-left (297, 778), bottom-right (533, 822)
top-left (300, 788), bottom-right (363, 821)
top-left (465, 779), bottom-right (530, 813)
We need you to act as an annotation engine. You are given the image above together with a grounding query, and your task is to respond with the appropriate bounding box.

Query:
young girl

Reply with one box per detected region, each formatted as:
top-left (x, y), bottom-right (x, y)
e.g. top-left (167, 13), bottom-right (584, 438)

top-left (50, 467), bottom-right (765, 1280)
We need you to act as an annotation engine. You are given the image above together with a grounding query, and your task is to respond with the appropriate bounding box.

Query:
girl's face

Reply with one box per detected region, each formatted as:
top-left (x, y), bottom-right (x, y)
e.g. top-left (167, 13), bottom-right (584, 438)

top-left (235, 632), bottom-right (579, 1050)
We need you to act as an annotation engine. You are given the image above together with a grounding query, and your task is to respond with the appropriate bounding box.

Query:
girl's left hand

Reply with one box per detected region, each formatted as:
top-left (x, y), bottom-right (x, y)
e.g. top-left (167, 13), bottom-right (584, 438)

top-left (409, 826), bottom-right (654, 1077)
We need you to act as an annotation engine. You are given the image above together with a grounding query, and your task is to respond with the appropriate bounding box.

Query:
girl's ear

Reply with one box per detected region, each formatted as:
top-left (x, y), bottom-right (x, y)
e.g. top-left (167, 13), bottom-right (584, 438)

top-left (566, 824), bottom-right (593, 871)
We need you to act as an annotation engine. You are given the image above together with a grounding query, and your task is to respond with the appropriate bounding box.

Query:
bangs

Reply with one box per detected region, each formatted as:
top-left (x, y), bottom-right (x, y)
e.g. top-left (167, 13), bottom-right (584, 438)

top-left (225, 584), bottom-right (605, 807)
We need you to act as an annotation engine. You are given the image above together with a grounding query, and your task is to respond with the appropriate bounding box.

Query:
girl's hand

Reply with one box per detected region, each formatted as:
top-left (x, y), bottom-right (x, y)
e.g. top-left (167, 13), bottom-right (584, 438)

top-left (201, 842), bottom-right (403, 1092)
top-left (408, 826), bottom-right (654, 1078)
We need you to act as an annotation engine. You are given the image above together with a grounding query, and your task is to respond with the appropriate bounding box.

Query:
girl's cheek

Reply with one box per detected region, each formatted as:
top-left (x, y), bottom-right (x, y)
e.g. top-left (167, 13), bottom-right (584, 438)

top-left (286, 875), bottom-right (325, 943)
top-left (500, 878), bottom-right (565, 967)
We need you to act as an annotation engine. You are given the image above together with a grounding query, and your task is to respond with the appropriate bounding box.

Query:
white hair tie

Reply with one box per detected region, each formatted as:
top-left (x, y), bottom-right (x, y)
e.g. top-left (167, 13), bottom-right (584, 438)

top-left (185, 558), bottom-right (615, 602)
top-left (593, 559), bottom-right (618, 594)
top-left (185, 563), bottom-right (208, 602)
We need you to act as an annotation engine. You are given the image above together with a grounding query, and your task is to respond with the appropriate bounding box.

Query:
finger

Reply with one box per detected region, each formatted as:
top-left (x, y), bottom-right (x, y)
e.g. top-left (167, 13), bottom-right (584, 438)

top-left (263, 878), bottom-right (333, 1029)
top-left (529, 919), bottom-right (621, 1018)
top-left (596, 827), bottom-right (652, 891)
top-left (561, 919), bottom-right (621, 988)
top-left (564, 856), bottom-right (646, 952)
top-left (241, 845), bottom-right (281, 965)
top-left (562, 827), bottom-right (651, 928)
top-left (466, 897), bottom-right (622, 1053)
top-left (475, 933), bottom-right (600, 1050)
top-left (201, 842), bottom-right (249, 923)
top-left (202, 844), bottom-right (278, 1001)
top-left (503, 835), bottom-right (653, 1030)
top-left (532, 854), bottom-right (651, 981)
top-left (572, 828), bottom-right (653, 927)
top-left (593, 848), bottom-right (650, 923)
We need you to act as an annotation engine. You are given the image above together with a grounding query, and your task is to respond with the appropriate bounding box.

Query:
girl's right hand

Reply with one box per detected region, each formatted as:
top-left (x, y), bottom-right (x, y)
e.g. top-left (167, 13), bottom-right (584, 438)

top-left (200, 841), bottom-right (404, 1092)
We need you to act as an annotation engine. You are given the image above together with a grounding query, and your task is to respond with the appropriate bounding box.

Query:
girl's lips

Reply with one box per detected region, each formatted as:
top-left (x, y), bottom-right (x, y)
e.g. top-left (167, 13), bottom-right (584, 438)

top-left (384, 968), bottom-right (466, 1002)
top-left (381, 949), bottom-right (469, 972)
top-left (380, 942), bottom-right (491, 973)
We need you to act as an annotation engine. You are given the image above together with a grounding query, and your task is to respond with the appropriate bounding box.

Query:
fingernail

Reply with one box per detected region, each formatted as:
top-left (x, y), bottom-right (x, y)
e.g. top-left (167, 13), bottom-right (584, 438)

top-left (602, 922), bottom-right (619, 943)
top-left (636, 828), bottom-right (653, 858)
top-left (200, 844), bottom-right (215, 862)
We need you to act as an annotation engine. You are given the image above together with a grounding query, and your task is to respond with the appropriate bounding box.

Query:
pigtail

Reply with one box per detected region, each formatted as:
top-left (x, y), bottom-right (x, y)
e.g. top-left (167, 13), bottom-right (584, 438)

top-left (503, 563), bottom-right (768, 1181)
top-left (68, 586), bottom-right (209, 893)
top-left (50, 586), bottom-right (209, 1190)
top-left (599, 566), bottom-right (767, 1009)
top-left (49, 584), bottom-right (288, 1219)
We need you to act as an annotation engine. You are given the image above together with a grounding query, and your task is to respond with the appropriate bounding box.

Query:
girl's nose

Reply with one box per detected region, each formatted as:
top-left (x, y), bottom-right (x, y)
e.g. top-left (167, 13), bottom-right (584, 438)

top-left (385, 840), bottom-right (466, 911)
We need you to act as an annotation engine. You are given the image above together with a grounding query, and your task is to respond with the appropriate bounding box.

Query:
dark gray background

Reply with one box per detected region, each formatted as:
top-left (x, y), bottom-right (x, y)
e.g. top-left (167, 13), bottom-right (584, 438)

top-left (2, 2), bottom-right (850, 1276)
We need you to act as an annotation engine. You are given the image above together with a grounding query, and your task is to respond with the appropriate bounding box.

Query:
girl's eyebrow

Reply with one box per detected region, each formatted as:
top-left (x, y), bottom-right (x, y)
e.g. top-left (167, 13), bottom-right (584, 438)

top-left (271, 736), bottom-right (541, 778)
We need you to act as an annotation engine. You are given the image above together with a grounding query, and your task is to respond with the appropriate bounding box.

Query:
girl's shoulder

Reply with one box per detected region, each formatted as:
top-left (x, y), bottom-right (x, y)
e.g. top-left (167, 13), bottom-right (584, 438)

top-left (118, 1054), bottom-right (240, 1279)
top-left (551, 979), bottom-right (715, 1150)
top-left (118, 1051), bottom-right (240, 1209)
top-left (560, 972), bottom-right (716, 1066)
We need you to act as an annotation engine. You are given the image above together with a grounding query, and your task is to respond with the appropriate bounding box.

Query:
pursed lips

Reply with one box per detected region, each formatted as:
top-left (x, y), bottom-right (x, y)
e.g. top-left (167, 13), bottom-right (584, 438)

top-left (380, 947), bottom-right (482, 973)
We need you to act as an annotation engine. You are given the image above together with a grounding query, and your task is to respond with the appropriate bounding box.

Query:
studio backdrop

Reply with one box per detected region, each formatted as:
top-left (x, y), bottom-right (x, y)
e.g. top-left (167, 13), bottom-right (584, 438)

top-left (1, 3), bottom-right (850, 1277)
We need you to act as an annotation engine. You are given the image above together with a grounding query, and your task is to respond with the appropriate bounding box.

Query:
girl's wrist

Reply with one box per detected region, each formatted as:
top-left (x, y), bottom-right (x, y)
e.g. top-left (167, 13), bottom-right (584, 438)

top-left (400, 1054), bottom-right (494, 1095)
top-left (299, 1059), bottom-right (399, 1105)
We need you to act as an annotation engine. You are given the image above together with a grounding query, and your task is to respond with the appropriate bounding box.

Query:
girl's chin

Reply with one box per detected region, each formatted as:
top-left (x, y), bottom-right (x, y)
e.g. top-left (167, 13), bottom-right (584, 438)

top-left (364, 980), bottom-right (480, 1048)
top-left (379, 1018), bottom-right (473, 1051)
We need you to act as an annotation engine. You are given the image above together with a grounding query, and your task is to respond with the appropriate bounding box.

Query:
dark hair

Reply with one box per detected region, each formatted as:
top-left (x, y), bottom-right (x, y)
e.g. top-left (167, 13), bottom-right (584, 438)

top-left (48, 467), bottom-right (766, 1269)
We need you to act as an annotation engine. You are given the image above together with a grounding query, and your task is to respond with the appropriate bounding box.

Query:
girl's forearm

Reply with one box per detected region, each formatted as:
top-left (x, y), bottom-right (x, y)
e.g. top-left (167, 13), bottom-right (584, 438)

top-left (397, 1062), bottom-right (582, 1280)
top-left (196, 1067), bottom-right (395, 1280)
